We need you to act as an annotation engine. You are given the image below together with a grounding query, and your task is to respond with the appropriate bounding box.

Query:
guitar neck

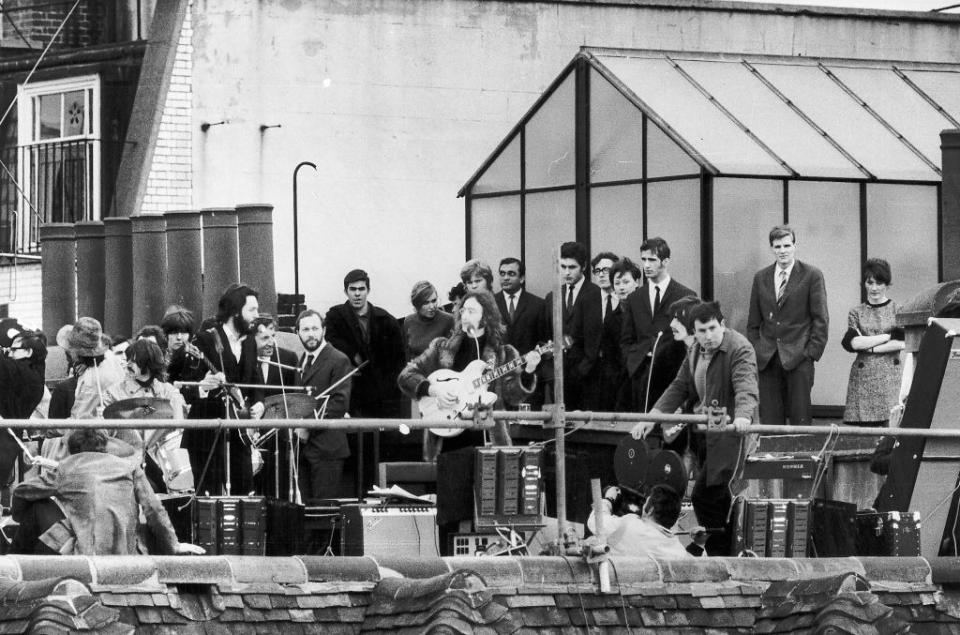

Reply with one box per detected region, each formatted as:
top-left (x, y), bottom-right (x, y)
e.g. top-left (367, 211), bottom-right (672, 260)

top-left (472, 352), bottom-right (530, 389)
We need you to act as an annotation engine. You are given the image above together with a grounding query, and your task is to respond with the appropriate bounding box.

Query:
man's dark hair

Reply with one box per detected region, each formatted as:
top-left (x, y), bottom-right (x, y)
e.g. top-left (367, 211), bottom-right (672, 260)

top-left (640, 237), bottom-right (671, 261)
top-left (610, 258), bottom-right (642, 284)
top-left (136, 325), bottom-right (168, 353)
top-left (591, 252), bottom-right (619, 269)
top-left (669, 296), bottom-right (702, 332)
top-left (14, 330), bottom-right (47, 374)
top-left (126, 339), bottom-right (167, 381)
top-left (499, 257), bottom-right (525, 277)
top-left (560, 241), bottom-right (588, 270)
top-left (68, 428), bottom-right (109, 454)
top-left (295, 309), bottom-right (324, 331)
top-left (161, 306), bottom-right (195, 335)
top-left (862, 258), bottom-right (892, 286)
top-left (448, 282), bottom-right (466, 304)
top-left (251, 315), bottom-right (277, 333)
top-left (769, 224), bottom-right (796, 245)
top-left (216, 284), bottom-right (258, 324)
top-left (343, 269), bottom-right (370, 291)
top-left (690, 301), bottom-right (725, 327)
top-left (645, 484), bottom-right (682, 528)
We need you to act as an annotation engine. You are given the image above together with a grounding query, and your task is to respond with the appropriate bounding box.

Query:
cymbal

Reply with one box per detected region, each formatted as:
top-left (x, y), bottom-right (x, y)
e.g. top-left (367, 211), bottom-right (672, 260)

top-left (103, 397), bottom-right (174, 420)
top-left (262, 393), bottom-right (318, 419)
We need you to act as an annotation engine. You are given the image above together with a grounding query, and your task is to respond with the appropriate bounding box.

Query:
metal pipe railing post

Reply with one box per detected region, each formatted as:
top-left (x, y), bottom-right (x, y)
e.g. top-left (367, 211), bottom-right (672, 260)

top-left (551, 243), bottom-right (567, 551)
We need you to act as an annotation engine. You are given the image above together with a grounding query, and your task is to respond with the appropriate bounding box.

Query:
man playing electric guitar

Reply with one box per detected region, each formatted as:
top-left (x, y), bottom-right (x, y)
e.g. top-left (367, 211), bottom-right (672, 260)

top-left (398, 289), bottom-right (541, 460)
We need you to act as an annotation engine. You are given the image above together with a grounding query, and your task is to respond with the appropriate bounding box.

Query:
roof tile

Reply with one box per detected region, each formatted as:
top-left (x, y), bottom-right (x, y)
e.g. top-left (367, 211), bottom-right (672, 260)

top-left (520, 606), bottom-right (569, 627)
top-left (700, 595), bottom-right (725, 609)
top-left (243, 594), bottom-right (272, 610)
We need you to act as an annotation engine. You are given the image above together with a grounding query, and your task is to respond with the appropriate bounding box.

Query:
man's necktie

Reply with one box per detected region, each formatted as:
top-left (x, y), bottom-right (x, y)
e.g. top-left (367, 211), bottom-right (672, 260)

top-left (565, 285), bottom-right (574, 315)
top-left (604, 293), bottom-right (613, 323)
top-left (653, 285), bottom-right (661, 315)
top-left (302, 353), bottom-right (315, 374)
top-left (777, 270), bottom-right (788, 306)
top-left (507, 295), bottom-right (516, 323)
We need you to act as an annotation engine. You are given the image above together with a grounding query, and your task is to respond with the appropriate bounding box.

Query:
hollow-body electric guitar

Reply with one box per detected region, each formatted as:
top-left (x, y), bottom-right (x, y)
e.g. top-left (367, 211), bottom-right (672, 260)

top-left (420, 341), bottom-right (554, 437)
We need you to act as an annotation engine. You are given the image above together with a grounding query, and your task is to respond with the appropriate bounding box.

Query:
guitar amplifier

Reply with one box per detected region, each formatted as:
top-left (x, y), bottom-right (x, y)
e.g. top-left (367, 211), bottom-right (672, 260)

top-left (733, 498), bottom-right (813, 557)
top-left (188, 496), bottom-right (302, 556)
top-left (474, 446), bottom-right (542, 529)
top-left (856, 511), bottom-right (921, 557)
top-left (340, 503), bottom-right (439, 558)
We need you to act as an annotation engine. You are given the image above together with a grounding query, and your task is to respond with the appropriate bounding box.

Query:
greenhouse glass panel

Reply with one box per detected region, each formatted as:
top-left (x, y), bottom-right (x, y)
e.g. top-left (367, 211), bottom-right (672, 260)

top-left (646, 178), bottom-right (700, 295)
top-left (590, 184), bottom-right (644, 260)
top-left (754, 63), bottom-right (937, 181)
top-left (525, 72), bottom-right (575, 189)
top-left (647, 121), bottom-right (699, 179)
top-left (473, 135), bottom-right (521, 194)
top-left (827, 65), bottom-right (953, 170)
top-left (589, 68), bottom-right (644, 184)
top-left (712, 178), bottom-right (784, 333)
top-left (594, 54), bottom-right (788, 176)
top-left (471, 195), bottom-right (521, 268)
top-left (788, 181), bottom-right (860, 408)
top-left (676, 59), bottom-right (863, 179)
top-left (866, 184), bottom-right (938, 298)
top-left (524, 189), bottom-right (576, 295)
top-left (902, 69), bottom-right (960, 125)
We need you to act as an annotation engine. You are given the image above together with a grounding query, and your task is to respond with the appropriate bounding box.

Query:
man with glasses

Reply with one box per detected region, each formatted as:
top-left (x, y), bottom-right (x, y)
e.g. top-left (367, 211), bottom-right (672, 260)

top-left (570, 252), bottom-right (620, 411)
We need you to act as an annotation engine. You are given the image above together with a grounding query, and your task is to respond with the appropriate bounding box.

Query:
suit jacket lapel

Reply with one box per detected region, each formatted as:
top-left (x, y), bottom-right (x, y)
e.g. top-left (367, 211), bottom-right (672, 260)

top-left (779, 261), bottom-right (803, 305)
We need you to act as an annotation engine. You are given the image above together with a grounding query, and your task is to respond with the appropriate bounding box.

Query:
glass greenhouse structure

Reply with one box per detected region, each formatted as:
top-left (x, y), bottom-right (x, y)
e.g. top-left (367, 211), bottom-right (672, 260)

top-left (460, 48), bottom-right (960, 409)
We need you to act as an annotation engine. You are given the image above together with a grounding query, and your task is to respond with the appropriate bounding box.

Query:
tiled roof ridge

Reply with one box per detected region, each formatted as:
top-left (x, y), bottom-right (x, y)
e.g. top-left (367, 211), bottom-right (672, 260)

top-left (0, 554), bottom-right (937, 591)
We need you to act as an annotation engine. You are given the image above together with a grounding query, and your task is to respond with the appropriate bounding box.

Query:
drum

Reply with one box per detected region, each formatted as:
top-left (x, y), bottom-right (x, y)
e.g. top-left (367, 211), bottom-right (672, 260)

top-left (262, 393), bottom-right (319, 419)
top-left (103, 397), bottom-right (174, 420)
top-left (148, 429), bottom-right (194, 492)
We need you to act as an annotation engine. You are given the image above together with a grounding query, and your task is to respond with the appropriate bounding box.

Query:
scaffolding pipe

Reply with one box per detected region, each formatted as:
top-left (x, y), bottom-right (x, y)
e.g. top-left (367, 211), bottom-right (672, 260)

top-left (550, 243), bottom-right (567, 550)
top-left (2, 418), bottom-right (494, 432)
top-left (698, 422), bottom-right (960, 439)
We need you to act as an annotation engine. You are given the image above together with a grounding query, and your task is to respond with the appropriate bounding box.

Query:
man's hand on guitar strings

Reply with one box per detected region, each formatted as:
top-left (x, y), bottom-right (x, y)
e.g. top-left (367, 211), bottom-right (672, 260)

top-left (524, 350), bottom-right (542, 374)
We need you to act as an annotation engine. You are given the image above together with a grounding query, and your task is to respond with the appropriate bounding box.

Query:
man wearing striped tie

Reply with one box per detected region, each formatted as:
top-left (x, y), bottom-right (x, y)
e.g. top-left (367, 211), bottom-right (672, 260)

top-left (747, 225), bottom-right (829, 426)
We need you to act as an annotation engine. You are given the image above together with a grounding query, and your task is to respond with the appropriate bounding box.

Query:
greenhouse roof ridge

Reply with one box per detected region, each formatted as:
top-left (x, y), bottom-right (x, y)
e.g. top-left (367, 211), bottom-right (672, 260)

top-left (460, 48), bottom-right (960, 195)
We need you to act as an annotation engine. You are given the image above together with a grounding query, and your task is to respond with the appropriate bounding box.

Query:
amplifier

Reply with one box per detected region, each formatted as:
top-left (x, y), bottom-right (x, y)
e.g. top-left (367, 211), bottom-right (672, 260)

top-left (450, 533), bottom-right (496, 557)
top-left (340, 503), bottom-right (439, 558)
top-left (743, 456), bottom-right (819, 480)
top-left (186, 496), bottom-right (303, 556)
top-left (733, 498), bottom-right (823, 557)
top-left (474, 446), bottom-right (542, 529)
top-left (856, 511), bottom-right (921, 557)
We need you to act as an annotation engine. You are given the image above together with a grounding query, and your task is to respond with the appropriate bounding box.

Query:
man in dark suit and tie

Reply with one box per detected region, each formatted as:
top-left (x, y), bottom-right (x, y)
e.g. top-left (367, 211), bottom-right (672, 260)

top-left (295, 309), bottom-right (353, 503)
top-left (495, 257), bottom-right (547, 408)
top-left (571, 251), bottom-right (621, 411)
top-left (621, 237), bottom-right (696, 412)
top-left (247, 315), bottom-right (300, 498)
top-left (747, 225), bottom-right (828, 426)
top-left (542, 241), bottom-right (601, 410)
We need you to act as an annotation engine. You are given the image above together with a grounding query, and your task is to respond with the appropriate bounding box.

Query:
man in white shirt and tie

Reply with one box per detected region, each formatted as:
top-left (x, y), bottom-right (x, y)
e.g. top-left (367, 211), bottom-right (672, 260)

top-left (571, 251), bottom-right (620, 410)
top-left (295, 309), bottom-right (354, 503)
top-left (542, 241), bottom-right (601, 409)
top-left (621, 237), bottom-right (696, 414)
top-left (495, 257), bottom-right (548, 409)
top-left (247, 315), bottom-right (300, 497)
top-left (747, 225), bottom-right (828, 426)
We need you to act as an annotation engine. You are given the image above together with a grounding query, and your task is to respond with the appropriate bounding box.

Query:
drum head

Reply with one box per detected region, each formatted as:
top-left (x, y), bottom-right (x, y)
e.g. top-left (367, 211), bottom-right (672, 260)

top-left (646, 450), bottom-right (687, 495)
top-left (103, 397), bottom-right (173, 419)
top-left (613, 437), bottom-right (649, 492)
top-left (262, 393), bottom-right (318, 419)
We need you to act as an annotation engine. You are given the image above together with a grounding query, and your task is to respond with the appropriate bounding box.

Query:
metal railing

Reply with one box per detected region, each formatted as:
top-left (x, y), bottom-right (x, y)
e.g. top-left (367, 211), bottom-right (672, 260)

top-left (0, 139), bottom-right (97, 254)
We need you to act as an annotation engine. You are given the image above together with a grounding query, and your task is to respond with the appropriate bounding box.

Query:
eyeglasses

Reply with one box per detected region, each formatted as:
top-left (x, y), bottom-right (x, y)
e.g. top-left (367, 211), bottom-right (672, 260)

top-left (592, 267), bottom-right (611, 275)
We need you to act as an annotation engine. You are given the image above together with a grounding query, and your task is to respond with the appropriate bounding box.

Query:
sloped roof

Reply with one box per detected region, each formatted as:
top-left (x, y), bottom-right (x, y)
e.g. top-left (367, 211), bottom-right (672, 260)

top-left (461, 48), bottom-right (960, 195)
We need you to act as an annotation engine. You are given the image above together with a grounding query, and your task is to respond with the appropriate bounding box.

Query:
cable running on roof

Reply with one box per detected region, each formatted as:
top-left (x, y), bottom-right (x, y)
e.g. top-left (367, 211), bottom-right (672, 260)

top-left (0, 0), bottom-right (83, 226)
top-left (664, 54), bottom-right (796, 178)
top-left (740, 60), bottom-right (874, 180)
top-left (817, 63), bottom-right (941, 177)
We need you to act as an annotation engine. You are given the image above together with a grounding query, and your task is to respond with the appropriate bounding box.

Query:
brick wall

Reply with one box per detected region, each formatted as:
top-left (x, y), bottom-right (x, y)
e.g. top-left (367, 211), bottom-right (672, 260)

top-left (0, 0), bottom-right (106, 49)
top-left (140, 2), bottom-right (193, 214)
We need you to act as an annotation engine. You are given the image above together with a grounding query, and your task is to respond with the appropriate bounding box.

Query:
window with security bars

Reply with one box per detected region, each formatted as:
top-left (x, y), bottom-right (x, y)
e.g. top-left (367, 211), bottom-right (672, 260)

top-left (7, 75), bottom-right (100, 254)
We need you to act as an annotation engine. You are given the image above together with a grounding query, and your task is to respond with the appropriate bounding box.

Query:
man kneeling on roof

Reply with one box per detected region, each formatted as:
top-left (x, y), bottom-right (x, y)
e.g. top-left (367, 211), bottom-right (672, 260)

top-left (587, 484), bottom-right (690, 559)
top-left (9, 428), bottom-right (204, 556)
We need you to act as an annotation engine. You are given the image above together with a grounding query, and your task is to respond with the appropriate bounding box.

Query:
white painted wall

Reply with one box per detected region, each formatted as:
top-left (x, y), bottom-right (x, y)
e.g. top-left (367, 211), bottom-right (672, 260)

top-left (187, 0), bottom-right (960, 322)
